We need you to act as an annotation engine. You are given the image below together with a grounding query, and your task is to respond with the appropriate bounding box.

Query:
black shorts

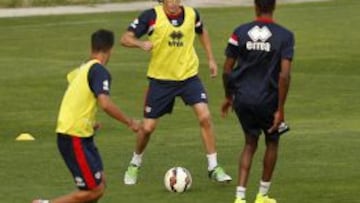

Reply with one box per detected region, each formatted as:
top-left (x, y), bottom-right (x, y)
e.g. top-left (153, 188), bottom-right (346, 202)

top-left (57, 133), bottom-right (103, 190)
top-left (144, 76), bottom-right (208, 118)
top-left (233, 95), bottom-right (280, 140)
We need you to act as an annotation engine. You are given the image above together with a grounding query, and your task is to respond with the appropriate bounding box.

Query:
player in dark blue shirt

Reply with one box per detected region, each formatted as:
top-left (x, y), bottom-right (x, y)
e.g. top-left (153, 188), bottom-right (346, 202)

top-left (221, 0), bottom-right (294, 203)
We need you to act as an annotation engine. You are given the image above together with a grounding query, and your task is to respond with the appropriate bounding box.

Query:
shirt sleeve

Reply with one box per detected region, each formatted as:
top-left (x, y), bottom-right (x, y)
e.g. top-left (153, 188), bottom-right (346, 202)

top-left (225, 31), bottom-right (240, 58)
top-left (127, 9), bottom-right (156, 38)
top-left (88, 64), bottom-right (112, 97)
top-left (194, 8), bottom-right (204, 34)
top-left (281, 32), bottom-right (295, 60)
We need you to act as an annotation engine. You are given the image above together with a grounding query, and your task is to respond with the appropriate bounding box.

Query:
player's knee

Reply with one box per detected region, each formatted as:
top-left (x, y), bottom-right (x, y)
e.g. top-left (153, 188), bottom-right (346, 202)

top-left (95, 183), bottom-right (106, 198)
top-left (141, 119), bottom-right (157, 136)
top-left (142, 124), bottom-right (155, 136)
top-left (198, 113), bottom-right (212, 128)
top-left (265, 138), bottom-right (279, 148)
top-left (245, 142), bottom-right (258, 153)
top-left (93, 188), bottom-right (105, 201)
top-left (90, 186), bottom-right (105, 201)
top-left (77, 183), bottom-right (105, 202)
top-left (244, 137), bottom-right (258, 152)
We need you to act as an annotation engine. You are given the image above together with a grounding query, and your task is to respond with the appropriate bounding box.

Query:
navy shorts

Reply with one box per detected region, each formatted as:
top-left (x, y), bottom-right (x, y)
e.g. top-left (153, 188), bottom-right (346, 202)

top-left (57, 133), bottom-right (103, 190)
top-left (233, 95), bottom-right (280, 140)
top-left (144, 76), bottom-right (208, 118)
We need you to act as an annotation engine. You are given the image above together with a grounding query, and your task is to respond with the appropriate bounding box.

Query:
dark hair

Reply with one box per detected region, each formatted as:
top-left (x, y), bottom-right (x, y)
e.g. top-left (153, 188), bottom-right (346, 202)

top-left (255, 0), bottom-right (276, 14)
top-left (91, 29), bottom-right (114, 52)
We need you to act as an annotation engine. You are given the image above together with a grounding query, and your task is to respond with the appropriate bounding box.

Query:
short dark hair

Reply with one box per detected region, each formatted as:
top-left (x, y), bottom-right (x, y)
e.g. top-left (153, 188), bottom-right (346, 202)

top-left (91, 29), bottom-right (114, 52)
top-left (255, 0), bottom-right (276, 14)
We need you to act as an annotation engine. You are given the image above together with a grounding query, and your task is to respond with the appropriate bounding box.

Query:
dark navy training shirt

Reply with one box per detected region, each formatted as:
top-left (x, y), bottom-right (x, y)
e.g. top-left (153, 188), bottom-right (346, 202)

top-left (225, 17), bottom-right (294, 103)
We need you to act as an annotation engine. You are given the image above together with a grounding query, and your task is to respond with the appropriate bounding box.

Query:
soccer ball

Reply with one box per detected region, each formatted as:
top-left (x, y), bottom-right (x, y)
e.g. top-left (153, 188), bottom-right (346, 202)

top-left (164, 167), bottom-right (192, 193)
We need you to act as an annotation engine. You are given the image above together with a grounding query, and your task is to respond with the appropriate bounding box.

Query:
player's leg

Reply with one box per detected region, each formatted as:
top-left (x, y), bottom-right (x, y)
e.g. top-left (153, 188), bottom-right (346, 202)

top-left (133, 78), bottom-right (174, 157)
top-left (255, 102), bottom-right (279, 203)
top-left (192, 102), bottom-right (216, 154)
top-left (231, 99), bottom-right (262, 202)
top-left (42, 180), bottom-right (105, 203)
top-left (124, 118), bottom-right (158, 185)
top-left (135, 118), bottom-right (158, 155)
top-left (33, 135), bottom-right (106, 203)
top-left (238, 133), bottom-right (259, 187)
top-left (253, 136), bottom-right (279, 203)
top-left (125, 79), bottom-right (175, 185)
top-left (232, 133), bottom-right (259, 203)
top-left (191, 102), bottom-right (231, 182)
top-left (182, 76), bottom-right (231, 182)
top-left (182, 76), bottom-right (216, 160)
top-left (262, 136), bottom-right (279, 183)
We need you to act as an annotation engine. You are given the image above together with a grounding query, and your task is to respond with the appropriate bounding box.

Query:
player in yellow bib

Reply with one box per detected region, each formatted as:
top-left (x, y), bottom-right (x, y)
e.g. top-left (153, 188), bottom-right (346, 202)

top-left (120, 0), bottom-right (231, 185)
top-left (33, 29), bottom-right (139, 203)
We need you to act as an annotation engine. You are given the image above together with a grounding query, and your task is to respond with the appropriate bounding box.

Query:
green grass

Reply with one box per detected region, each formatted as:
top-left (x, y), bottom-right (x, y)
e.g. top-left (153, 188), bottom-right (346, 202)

top-left (1, 0), bottom-right (360, 202)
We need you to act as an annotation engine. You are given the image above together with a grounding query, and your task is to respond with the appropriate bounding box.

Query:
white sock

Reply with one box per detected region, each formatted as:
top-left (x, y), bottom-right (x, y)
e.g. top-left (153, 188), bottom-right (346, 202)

top-left (236, 186), bottom-right (246, 199)
top-left (130, 152), bottom-right (143, 167)
top-left (259, 180), bottom-right (271, 196)
top-left (206, 153), bottom-right (218, 171)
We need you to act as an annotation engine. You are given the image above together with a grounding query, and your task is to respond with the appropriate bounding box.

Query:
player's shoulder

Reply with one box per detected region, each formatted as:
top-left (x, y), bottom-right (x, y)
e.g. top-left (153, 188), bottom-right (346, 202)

top-left (143, 8), bottom-right (156, 15)
top-left (233, 22), bottom-right (256, 34)
top-left (184, 6), bottom-right (198, 12)
top-left (139, 8), bottom-right (156, 20)
top-left (90, 62), bottom-right (104, 69)
top-left (271, 23), bottom-right (294, 37)
top-left (176, 5), bottom-right (196, 14)
top-left (89, 63), bottom-right (110, 76)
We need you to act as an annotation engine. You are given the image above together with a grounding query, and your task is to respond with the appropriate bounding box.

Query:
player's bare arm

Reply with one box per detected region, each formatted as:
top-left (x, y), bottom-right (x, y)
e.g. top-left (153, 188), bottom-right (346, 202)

top-left (97, 94), bottom-right (140, 132)
top-left (221, 57), bottom-right (236, 118)
top-left (268, 59), bottom-right (291, 133)
top-left (120, 31), bottom-right (153, 52)
top-left (198, 28), bottom-right (217, 78)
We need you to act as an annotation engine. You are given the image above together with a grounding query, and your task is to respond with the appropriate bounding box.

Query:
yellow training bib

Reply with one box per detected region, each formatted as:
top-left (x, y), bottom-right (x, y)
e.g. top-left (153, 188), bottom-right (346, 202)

top-left (56, 59), bottom-right (100, 137)
top-left (147, 6), bottom-right (199, 81)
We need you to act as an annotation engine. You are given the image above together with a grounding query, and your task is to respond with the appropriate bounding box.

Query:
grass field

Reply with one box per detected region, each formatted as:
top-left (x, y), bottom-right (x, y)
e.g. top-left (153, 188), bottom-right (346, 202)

top-left (1, 0), bottom-right (360, 202)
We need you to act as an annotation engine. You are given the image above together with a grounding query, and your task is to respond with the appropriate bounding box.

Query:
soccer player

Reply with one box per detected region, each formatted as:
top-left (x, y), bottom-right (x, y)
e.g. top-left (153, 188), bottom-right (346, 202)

top-left (32, 29), bottom-right (139, 203)
top-left (221, 0), bottom-right (294, 202)
top-left (120, 0), bottom-right (231, 185)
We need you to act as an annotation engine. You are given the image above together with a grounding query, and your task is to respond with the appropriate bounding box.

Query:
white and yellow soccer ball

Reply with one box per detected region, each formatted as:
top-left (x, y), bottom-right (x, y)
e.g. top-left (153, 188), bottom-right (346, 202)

top-left (164, 167), bottom-right (192, 193)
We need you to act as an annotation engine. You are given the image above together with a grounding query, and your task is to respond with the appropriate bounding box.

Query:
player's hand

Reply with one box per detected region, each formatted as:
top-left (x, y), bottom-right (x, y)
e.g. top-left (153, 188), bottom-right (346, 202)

top-left (267, 110), bottom-right (284, 134)
top-left (208, 59), bottom-right (218, 78)
top-left (221, 97), bottom-right (233, 118)
top-left (128, 118), bottom-right (141, 133)
top-left (141, 41), bottom-right (153, 52)
top-left (93, 122), bottom-right (102, 131)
